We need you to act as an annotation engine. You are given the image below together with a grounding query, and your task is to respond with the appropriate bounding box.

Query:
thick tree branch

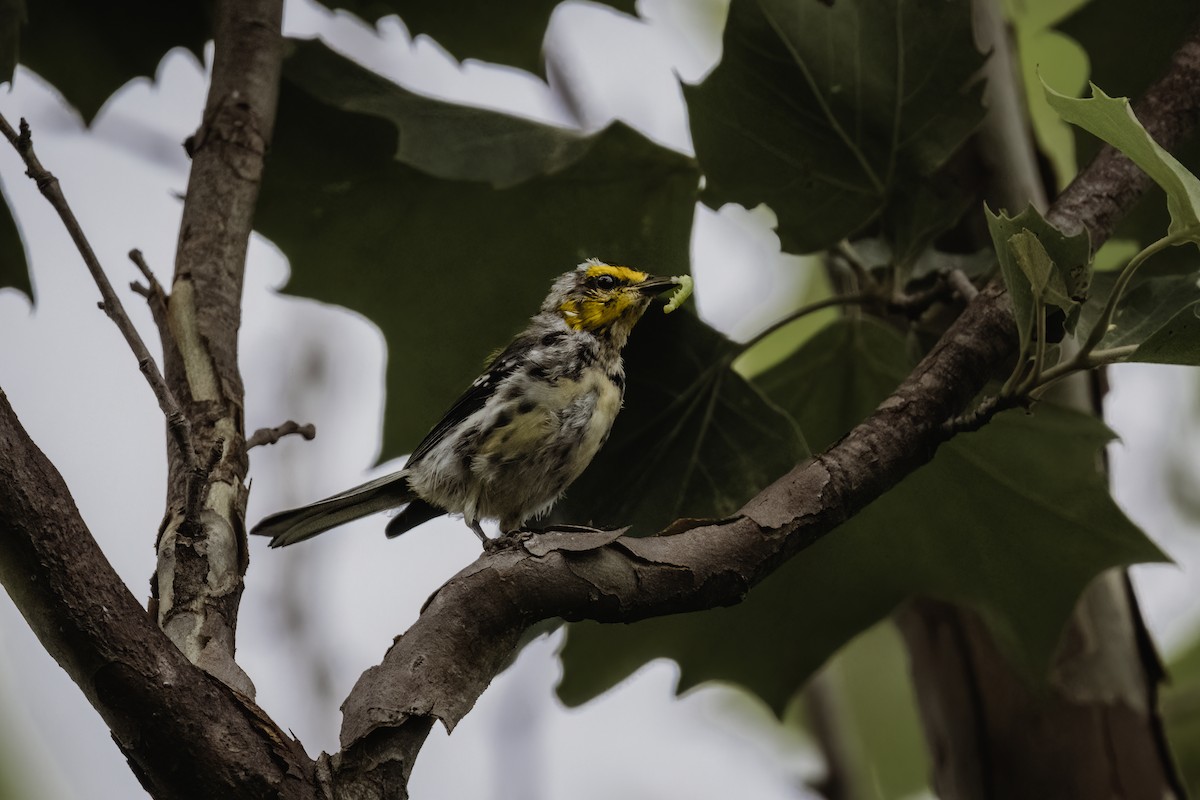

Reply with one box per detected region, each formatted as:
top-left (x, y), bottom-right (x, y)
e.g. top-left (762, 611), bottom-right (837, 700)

top-left (153, 0), bottom-right (284, 697)
top-left (330, 20), bottom-right (1200, 797)
top-left (0, 389), bottom-right (318, 799)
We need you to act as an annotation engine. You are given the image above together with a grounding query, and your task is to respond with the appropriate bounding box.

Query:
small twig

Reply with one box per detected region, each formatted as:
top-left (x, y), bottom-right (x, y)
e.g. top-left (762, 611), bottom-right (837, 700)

top-left (0, 115), bottom-right (199, 471)
top-left (737, 293), bottom-right (874, 352)
top-left (246, 421), bottom-right (317, 449)
top-left (947, 268), bottom-right (980, 301)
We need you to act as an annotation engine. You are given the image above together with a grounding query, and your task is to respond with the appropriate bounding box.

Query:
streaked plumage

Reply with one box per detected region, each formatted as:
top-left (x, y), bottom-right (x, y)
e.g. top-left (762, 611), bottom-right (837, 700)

top-left (251, 260), bottom-right (678, 548)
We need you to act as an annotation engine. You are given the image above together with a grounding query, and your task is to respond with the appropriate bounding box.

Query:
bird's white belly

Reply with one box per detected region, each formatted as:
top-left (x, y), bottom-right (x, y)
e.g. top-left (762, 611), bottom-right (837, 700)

top-left (407, 369), bottom-right (623, 530)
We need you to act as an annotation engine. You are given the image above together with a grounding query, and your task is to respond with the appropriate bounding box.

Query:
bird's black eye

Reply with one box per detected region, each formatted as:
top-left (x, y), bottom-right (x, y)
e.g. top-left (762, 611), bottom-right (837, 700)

top-left (593, 274), bottom-right (618, 291)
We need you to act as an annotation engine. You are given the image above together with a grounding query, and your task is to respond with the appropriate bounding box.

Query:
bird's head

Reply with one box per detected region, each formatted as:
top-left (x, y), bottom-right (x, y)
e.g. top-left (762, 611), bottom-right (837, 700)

top-left (544, 259), bottom-right (680, 345)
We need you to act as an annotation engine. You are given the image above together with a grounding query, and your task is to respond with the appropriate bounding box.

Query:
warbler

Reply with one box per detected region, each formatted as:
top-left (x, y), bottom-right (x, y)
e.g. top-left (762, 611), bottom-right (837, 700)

top-left (251, 260), bottom-right (682, 547)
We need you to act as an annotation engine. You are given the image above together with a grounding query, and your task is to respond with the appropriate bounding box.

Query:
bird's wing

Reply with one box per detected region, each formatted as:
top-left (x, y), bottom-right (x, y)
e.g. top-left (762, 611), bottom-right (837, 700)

top-left (405, 334), bottom-right (534, 468)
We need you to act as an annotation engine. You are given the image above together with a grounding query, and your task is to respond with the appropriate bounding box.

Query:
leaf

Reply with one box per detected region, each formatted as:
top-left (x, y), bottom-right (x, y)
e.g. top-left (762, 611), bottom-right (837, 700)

top-left (551, 309), bottom-right (809, 535)
top-left (1078, 271), bottom-right (1196, 347)
top-left (18, 0), bottom-right (208, 123)
top-left (1133, 303), bottom-right (1200, 364)
top-left (557, 319), bottom-right (1167, 714)
top-left (986, 204), bottom-right (1092, 353)
top-left (256, 41), bottom-right (699, 462)
top-left (684, 0), bottom-right (986, 253)
top-left (1074, 271), bottom-right (1200, 364)
top-left (325, 0), bottom-right (636, 75)
top-left (754, 317), bottom-right (912, 452)
top-left (1009, 229), bottom-right (1075, 312)
top-left (0, 0), bottom-right (23, 85)
top-left (1162, 631), bottom-right (1200, 797)
top-left (1044, 80), bottom-right (1200, 242)
top-left (0, 177), bottom-right (30, 300)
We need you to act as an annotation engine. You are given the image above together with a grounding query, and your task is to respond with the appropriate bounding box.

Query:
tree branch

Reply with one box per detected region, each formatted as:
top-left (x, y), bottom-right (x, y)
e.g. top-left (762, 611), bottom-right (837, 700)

top-left (0, 389), bottom-right (318, 799)
top-left (0, 117), bottom-right (197, 473)
top-left (152, 0), bottom-right (284, 697)
top-left (330, 19), bottom-right (1200, 796)
top-left (247, 420), bottom-right (317, 449)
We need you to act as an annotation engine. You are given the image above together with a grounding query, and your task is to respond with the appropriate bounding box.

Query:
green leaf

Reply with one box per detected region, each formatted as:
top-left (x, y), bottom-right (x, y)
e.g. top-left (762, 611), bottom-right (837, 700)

top-left (557, 319), bottom-right (1167, 714)
top-left (1009, 229), bottom-right (1075, 313)
top-left (0, 0), bottom-right (24, 85)
top-left (1044, 80), bottom-right (1200, 242)
top-left (986, 204), bottom-right (1091, 353)
top-left (256, 41), bottom-right (699, 462)
top-left (1078, 272), bottom-right (1196, 347)
top-left (1133, 302), bottom-right (1200, 364)
top-left (18, 0), bottom-right (208, 123)
top-left (0, 178), bottom-right (29, 300)
top-left (1074, 271), bottom-right (1200, 364)
top-left (325, 0), bottom-right (636, 75)
top-left (551, 310), bottom-right (808, 535)
top-left (684, 0), bottom-right (986, 253)
top-left (754, 317), bottom-right (912, 452)
top-left (1163, 632), bottom-right (1200, 797)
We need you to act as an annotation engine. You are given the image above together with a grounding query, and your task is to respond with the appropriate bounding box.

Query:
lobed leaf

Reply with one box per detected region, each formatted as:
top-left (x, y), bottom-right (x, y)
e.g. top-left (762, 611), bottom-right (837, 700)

top-left (1044, 80), bottom-right (1200, 242)
top-left (985, 204), bottom-right (1091, 354)
top-left (684, 0), bottom-right (986, 254)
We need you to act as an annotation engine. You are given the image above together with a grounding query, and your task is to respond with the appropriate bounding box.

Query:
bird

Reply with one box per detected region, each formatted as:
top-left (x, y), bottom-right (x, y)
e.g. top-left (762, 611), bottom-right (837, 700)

top-left (250, 259), bottom-right (682, 548)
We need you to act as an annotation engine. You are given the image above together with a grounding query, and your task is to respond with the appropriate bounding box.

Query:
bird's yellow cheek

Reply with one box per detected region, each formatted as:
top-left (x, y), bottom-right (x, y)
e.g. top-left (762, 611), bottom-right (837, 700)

top-left (559, 294), bottom-right (638, 332)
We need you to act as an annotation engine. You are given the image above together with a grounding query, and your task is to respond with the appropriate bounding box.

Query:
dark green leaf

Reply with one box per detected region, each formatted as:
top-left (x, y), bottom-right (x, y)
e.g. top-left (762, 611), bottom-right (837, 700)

top-left (0, 0), bottom-right (24, 85)
top-left (558, 319), bottom-right (1166, 714)
top-left (684, 0), bottom-right (985, 253)
top-left (1163, 632), bottom-right (1200, 798)
top-left (257, 41), bottom-right (698, 461)
top-left (551, 309), bottom-right (808, 535)
top-left (1134, 303), bottom-right (1200, 364)
top-left (1074, 271), bottom-right (1200, 364)
top-left (755, 317), bottom-right (912, 451)
top-left (0, 178), bottom-right (29, 300)
top-left (325, 0), bottom-right (637, 75)
top-left (19, 0), bottom-right (208, 123)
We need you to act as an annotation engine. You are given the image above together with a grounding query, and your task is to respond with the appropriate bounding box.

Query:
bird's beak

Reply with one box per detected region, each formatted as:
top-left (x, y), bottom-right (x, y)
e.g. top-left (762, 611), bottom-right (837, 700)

top-left (636, 274), bottom-right (681, 296)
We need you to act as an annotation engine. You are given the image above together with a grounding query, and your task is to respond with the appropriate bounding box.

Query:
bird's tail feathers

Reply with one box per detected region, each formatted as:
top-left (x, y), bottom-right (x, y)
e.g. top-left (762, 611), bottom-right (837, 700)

top-left (250, 471), bottom-right (416, 548)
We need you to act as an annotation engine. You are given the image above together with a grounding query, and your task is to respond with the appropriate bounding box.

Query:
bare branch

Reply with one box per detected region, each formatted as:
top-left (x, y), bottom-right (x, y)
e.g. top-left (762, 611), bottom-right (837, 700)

top-left (152, 0), bottom-right (285, 698)
top-left (0, 116), bottom-right (198, 472)
top-left (247, 420), bottom-right (317, 449)
top-left (0, 389), bottom-right (318, 799)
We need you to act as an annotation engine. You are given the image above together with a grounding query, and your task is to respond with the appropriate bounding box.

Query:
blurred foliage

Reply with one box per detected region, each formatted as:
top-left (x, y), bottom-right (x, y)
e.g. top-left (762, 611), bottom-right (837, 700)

top-left (1165, 632), bottom-right (1200, 797)
top-left (325, 0), bottom-right (636, 75)
top-left (0, 177), bottom-right (28, 301)
top-left (801, 621), bottom-right (931, 800)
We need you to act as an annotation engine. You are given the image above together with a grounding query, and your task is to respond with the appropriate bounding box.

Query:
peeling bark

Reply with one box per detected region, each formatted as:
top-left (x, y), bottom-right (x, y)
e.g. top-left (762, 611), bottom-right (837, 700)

top-left (153, 0), bottom-right (284, 698)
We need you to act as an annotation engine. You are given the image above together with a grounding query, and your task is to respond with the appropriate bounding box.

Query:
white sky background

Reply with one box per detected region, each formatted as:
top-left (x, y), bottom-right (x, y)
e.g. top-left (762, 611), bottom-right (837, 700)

top-left (0, 1), bottom-right (1196, 798)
